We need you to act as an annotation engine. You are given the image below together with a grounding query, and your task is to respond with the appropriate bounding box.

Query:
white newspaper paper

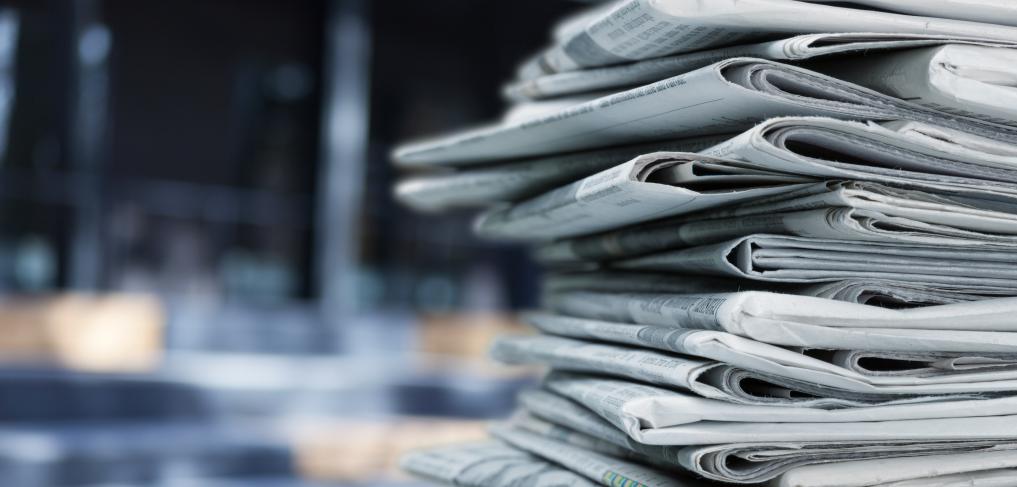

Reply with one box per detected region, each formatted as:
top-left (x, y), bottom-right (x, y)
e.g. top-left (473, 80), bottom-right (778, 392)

top-left (802, 0), bottom-right (1017, 27)
top-left (488, 424), bottom-right (698, 487)
top-left (615, 234), bottom-right (1017, 288)
top-left (517, 390), bottom-right (1017, 484)
top-left (536, 182), bottom-right (1017, 264)
top-left (395, 136), bottom-right (729, 211)
top-left (542, 373), bottom-right (1017, 446)
top-left (776, 450), bottom-right (1017, 487)
top-left (506, 33), bottom-right (1017, 100)
top-left (699, 117), bottom-right (1017, 197)
top-left (523, 313), bottom-right (1017, 394)
top-left (400, 440), bottom-right (597, 487)
top-left (473, 153), bottom-right (810, 240)
top-left (491, 334), bottom-right (978, 406)
top-left (395, 60), bottom-right (1017, 167)
top-left (519, 0), bottom-right (1017, 77)
top-left (812, 45), bottom-right (1017, 126)
top-left (542, 271), bottom-right (1013, 306)
top-left (546, 290), bottom-right (1017, 351)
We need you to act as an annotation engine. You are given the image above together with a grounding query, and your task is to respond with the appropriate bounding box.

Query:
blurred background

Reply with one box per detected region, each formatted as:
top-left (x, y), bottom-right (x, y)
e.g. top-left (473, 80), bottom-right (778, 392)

top-left (0, 0), bottom-right (586, 485)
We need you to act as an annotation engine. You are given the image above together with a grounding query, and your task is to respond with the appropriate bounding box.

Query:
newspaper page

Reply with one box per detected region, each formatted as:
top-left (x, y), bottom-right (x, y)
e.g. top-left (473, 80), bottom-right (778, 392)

top-left (519, 387), bottom-right (1017, 484)
top-left (801, 0), bottom-right (1017, 27)
top-left (545, 290), bottom-right (1017, 351)
top-left (506, 33), bottom-right (1017, 100)
top-left (473, 153), bottom-right (810, 240)
top-left (775, 450), bottom-right (1017, 487)
top-left (536, 181), bottom-right (1017, 264)
top-left (518, 0), bottom-right (1017, 77)
top-left (400, 440), bottom-right (598, 487)
top-left (699, 117), bottom-right (1017, 198)
top-left (395, 135), bottom-right (729, 211)
top-left (614, 234), bottom-right (1017, 289)
top-left (492, 334), bottom-right (1017, 405)
top-left (811, 45), bottom-right (1017, 126)
top-left (395, 59), bottom-right (1017, 167)
top-left (543, 271), bottom-right (1014, 306)
top-left (488, 424), bottom-right (699, 487)
top-left (880, 468), bottom-right (1017, 487)
top-left (541, 373), bottom-right (1017, 446)
top-left (523, 312), bottom-right (1017, 394)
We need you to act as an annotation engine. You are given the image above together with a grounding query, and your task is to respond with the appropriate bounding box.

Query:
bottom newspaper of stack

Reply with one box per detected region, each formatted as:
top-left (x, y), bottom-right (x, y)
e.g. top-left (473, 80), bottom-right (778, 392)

top-left (402, 293), bottom-right (1017, 487)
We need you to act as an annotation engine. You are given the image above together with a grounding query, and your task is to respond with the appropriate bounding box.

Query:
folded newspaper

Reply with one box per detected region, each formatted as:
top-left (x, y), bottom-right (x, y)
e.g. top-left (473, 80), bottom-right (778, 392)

top-left (522, 313), bottom-right (1017, 394)
top-left (506, 33), bottom-right (1017, 101)
top-left (537, 373), bottom-right (1017, 445)
top-left (395, 135), bottom-right (729, 211)
top-left (546, 290), bottom-right (1017, 351)
top-left (611, 234), bottom-right (1017, 289)
top-left (517, 0), bottom-right (1017, 77)
top-left (543, 271), bottom-right (1014, 306)
top-left (537, 181), bottom-right (1017, 265)
top-left (396, 60), bottom-right (1017, 167)
top-left (476, 116), bottom-right (1017, 241)
top-left (514, 388), bottom-right (1017, 485)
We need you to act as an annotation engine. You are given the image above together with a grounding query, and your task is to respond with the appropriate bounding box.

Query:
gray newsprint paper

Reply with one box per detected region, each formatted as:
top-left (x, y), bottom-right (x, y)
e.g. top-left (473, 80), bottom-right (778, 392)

top-left (517, 388), bottom-right (1017, 484)
top-left (506, 33), bottom-right (1017, 101)
top-left (614, 234), bottom-right (1017, 289)
top-left (479, 116), bottom-right (1017, 241)
top-left (473, 153), bottom-right (810, 241)
top-left (542, 271), bottom-right (1013, 306)
top-left (699, 117), bottom-right (1017, 198)
top-left (395, 60), bottom-right (1017, 167)
top-left (488, 424), bottom-right (701, 487)
top-left (395, 135), bottom-right (729, 211)
top-left (518, 0), bottom-right (1017, 77)
top-left (400, 440), bottom-right (597, 487)
top-left (545, 290), bottom-right (1017, 352)
top-left (491, 333), bottom-right (1017, 402)
top-left (539, 373), bottom-right (1017, 446)
top-left (810, 45), bottom-right (1017, 127)
top-left (522, 312), bottom-right (1017, 395)
top-left (536, 181), bottom-right (1017, 265)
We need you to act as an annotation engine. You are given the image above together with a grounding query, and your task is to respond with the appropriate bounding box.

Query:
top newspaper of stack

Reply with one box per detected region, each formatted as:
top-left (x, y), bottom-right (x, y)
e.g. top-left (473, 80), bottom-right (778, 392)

top-left (517, 0), bottom-right (1017, 78)
top-left (393, 2), bottom-right (1017, 167)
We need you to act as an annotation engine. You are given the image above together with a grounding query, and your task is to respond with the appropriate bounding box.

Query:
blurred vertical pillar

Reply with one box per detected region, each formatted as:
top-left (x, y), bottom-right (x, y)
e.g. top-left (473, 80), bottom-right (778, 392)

top-left (64, 0), bottom-right (110, 290)
top-left (315, 0), bottom-right (372, 351)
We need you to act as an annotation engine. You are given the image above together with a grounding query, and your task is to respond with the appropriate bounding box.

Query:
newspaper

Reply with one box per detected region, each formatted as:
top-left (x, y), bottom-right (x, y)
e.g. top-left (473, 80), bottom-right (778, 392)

top-left (517, 0), bottom-right (1017, 78)
top-left (492, 333), bottom-right (1017, 402)
top-left (395, 135), bottom-right (729, 211)
top-left (473, 153), bottom-right (811, 240)
top-left (400, 440), bottom-right (597, 487)
top-left (879, 469), bottom-right (1017, 487)
top-left (802, 0), bottom-right (1017, 28)
top-left (811, 45), bottom-right (1017, 126)
top-left (613, 234), bottom-right (1017, 289)
top-left (546, 290), bottom-right (1017, 351)
top-left (522, 312), bottom-right (1017, 395)
top-left (700, 117), bottom-right (1017, 197)
top-left (540, 373), bottom-right (1017, 446)
top-left (394, 59), bottom-right (1017, 167)
top-left (489, 334), bottom-right (988, 406)
top-left (542, 271), bottom-right (1017, 306)
top-left (476, 115), bottom-right (1017, 241)
top-left (506, 33), bottom-right (1017, 100)
top-left (536, 182), bottom-right (1017, 264)
top-left (776, 451), bottom-right (1017, 487)
top-left (487, 424), bottom-right (698, 487)
top-left (517, 389), bottom-right (1017, 484)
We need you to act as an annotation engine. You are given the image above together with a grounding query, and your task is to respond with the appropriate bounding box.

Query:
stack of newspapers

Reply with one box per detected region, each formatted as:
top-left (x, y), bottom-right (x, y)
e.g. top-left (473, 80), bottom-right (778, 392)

top-left (392, 1), bottom-right (1017, 486)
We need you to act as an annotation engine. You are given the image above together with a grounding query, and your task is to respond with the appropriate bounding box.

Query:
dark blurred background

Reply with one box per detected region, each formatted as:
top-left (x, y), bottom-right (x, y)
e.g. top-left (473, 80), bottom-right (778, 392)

top-left (0, 0), bottom-right (584, 485)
